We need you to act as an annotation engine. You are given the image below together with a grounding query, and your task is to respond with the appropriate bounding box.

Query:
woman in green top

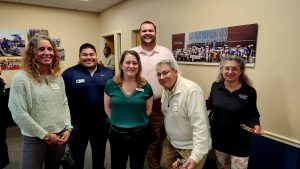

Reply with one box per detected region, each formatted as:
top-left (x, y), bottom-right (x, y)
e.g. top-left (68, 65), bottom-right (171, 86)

top-left (8, 35), bottom-right (72, 169)
top-left (104, 50), bottom-right (153, 169)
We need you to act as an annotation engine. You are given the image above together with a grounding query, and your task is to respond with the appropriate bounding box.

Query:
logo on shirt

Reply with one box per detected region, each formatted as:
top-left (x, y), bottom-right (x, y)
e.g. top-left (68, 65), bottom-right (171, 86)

top-left (239, 94), bottom-right (248, 100)
top-left (76, 79), bottom-right (85, 83)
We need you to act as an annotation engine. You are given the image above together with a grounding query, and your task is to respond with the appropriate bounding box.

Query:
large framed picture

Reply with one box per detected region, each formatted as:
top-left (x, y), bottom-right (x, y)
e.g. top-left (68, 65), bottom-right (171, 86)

top-left (172, 24), bottom-right (258, 67)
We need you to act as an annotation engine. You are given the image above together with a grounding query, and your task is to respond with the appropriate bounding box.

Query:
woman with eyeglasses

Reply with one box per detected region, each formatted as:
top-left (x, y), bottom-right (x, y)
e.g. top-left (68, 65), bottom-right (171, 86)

top-left (206, 55), bottom-right (263, 169)
top-left (104, 50), bottom-right (153, 169)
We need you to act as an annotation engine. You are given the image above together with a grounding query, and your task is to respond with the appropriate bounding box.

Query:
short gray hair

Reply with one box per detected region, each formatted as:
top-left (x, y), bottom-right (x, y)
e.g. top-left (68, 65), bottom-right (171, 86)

top-left (155, 59), bottom-right (177, 70)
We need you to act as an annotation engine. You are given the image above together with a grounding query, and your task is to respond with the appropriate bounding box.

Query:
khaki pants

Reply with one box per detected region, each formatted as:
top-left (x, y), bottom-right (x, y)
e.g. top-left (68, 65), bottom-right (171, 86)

top-left (160, 138), bottom-right (207, 169)
top-left (147, 99), bottom-right (165, 169)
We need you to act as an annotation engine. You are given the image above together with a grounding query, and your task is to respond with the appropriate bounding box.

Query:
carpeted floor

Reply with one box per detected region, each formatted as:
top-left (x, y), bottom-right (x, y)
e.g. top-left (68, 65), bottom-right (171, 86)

top-left (4, 126), bottom-right (216, 169)
top-left (3, 126), bottom-right (120, 169)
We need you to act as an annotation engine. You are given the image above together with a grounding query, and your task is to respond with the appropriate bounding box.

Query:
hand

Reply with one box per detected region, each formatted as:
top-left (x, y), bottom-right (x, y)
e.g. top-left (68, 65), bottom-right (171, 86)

top-left (44, 133), bottom-right (66, 145)
top-left (59, 130), bottom-right (71, 143)
top-left (172, 160), bottom-right (181, 168)
top-left (172, 158), bottom-right (185, 169)
top-left (171, 158), bottom-right (196, 169)
top-left (182, 158), bottom-right (197, 169)
top-left (253, 125), bottom-right (264, 135)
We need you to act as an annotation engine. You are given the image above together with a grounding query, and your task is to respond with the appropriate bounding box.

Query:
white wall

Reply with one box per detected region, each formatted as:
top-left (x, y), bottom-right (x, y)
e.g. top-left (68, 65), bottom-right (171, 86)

top-left (97, 0), bottom-right (300, 142)
top-left (0, 0), bottom-right (299, 143)
top-left (0, 2), bottom-right (100, 85)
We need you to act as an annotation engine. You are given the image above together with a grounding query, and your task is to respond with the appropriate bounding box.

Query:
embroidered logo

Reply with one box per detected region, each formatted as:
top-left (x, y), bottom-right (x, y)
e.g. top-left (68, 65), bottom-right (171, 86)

top-left (239, 94), bottom-right (248, 100)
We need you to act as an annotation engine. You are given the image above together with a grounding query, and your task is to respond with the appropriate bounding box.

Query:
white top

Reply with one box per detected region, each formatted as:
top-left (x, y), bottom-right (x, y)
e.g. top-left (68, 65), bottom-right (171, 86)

top-left (8, 71), bottom-right (71, 139)
top-left (161, 75), bottom-right (212, 162)
top-left (103, 54), bottom-right (115, 71)
top-left (131, 45), bottom-right (181, 99)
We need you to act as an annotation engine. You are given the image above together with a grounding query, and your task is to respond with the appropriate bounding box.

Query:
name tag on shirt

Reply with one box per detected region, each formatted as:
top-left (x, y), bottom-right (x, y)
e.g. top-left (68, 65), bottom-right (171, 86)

top-left (171, 105), bottom-right (178, 112)
top-left (136, 88), bottom-right (144, 92)
top-left (50, 83), bottom-right (60, 90)
top-left (76, 79), bottom-right (85, 83)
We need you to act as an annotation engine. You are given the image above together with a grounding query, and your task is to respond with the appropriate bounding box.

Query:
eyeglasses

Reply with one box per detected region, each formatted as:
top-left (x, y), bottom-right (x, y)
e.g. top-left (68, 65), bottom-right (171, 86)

top-left (156, 69), bottom-right (173, 78)
top-left (223, 66), bottom-right (240, 72)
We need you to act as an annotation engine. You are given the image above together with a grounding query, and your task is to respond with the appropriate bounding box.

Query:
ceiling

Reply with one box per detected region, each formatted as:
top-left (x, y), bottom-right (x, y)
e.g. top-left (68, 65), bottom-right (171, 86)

top-left (0, 0), bottom-right (127, 13)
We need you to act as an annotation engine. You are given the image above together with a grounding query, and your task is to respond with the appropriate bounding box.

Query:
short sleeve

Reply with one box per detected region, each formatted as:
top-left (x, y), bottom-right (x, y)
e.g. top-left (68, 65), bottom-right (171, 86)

top-left (144, 83), bottom-right (153, 99)
top-left (104, 79), bottom-right (114, 96)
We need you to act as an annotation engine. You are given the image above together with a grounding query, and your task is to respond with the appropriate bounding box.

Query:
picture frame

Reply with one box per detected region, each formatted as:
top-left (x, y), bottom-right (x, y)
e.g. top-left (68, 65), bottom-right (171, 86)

top-left (172, 24), bottom-right (258, 67)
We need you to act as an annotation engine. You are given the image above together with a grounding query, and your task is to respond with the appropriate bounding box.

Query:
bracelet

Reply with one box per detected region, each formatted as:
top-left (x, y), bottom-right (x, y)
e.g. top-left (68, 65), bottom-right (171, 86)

top-left (65, 125), bottom-right (73, 129)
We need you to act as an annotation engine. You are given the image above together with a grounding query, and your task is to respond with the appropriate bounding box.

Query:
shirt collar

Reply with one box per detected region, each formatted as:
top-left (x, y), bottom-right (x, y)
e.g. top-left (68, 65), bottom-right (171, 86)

top-left (165, 74), bottom-right (182, 96)
top-left (137, 45), bottom-right (159, 56)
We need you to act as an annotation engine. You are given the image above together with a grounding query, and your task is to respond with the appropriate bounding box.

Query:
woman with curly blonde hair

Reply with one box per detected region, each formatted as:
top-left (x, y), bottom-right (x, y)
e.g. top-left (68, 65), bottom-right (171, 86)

top-left (22, 35), bottom-right (61, 82)
top-left (8, 35), bottom-right (72, 169)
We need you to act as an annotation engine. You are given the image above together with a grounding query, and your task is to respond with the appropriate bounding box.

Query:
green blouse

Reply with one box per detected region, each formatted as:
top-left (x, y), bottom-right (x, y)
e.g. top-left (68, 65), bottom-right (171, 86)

top-left (105, 79), bottom-right (153, 128)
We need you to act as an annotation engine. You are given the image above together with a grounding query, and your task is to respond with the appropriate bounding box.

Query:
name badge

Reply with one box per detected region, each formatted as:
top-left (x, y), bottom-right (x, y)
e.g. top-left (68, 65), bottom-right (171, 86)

top-left (50, 83), bottom-right (60, 90)
top-left (76, 79), bottom-right (85, 83)
top-left (136, 88), bottom-right (144, 92)
top-left (171, 105), bottom-right (178, 112)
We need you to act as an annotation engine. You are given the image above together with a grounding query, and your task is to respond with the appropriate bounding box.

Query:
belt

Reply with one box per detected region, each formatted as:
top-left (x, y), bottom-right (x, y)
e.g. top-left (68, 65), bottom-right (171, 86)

top-left (110, 124), bottom-right (148, 134)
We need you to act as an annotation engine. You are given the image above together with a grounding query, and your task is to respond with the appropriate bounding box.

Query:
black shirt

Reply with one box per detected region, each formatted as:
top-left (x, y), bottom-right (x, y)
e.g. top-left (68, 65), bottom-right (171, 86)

top-left (207, 81), bottom-right (260, 157)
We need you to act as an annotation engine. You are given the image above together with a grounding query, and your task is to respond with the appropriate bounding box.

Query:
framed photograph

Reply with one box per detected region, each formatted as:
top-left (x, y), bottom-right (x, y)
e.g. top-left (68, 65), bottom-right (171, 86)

top-left (0, 58), bottom-right (22, 70)
top-left (0, 29), bottom-right (25, 56)
top-left (27, 29), bottom-right (49, 41)
top-left (53, 38), bottom-right (65, 60)
top-left (172, 24), bottom-right (258, 67)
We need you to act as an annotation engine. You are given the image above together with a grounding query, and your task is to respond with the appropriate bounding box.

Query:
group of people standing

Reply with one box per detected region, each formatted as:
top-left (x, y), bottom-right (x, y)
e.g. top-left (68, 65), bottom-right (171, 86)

top-left (6, 20), bottom-right (263, 169)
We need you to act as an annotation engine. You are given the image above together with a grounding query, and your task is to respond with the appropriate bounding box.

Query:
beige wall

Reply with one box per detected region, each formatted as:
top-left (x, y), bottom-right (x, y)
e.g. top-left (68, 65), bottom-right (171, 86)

top-left (0, 0), bottom-right (299, 144)
top-left (97, 0), bottom-right (300, 143)
top-left (0, 2), bottom-right (100, 86)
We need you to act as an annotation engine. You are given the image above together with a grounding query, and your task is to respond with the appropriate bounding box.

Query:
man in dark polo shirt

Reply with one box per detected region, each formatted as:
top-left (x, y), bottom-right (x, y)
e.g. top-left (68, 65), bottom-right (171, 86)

top-left (62, 43), bottom-right (113, 169)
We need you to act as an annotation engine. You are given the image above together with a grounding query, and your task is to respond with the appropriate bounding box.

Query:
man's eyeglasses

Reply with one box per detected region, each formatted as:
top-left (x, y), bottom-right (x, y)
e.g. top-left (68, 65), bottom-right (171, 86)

top-left (156, 69), bottom-right (173, 78)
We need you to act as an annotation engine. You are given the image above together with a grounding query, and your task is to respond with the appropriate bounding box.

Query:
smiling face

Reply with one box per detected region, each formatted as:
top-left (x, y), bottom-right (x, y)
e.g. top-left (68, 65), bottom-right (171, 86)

top-left (120, 53), bottom-right (139, 78)
top-left (79, 48), bottom-right (98, 71)
top-left (140, 23), bottom-right (156, 46)
top-left (35, 39), bottom-right (54, 68)
top-left (156, 63), bottom-right (177, 91)
top-left (222, 60), bottom-right (242, 83)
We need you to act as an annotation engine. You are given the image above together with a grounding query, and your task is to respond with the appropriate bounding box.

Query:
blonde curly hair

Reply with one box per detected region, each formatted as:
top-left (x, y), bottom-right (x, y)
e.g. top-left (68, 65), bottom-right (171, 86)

top-left (22, 35), bottom-right (61, 83)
